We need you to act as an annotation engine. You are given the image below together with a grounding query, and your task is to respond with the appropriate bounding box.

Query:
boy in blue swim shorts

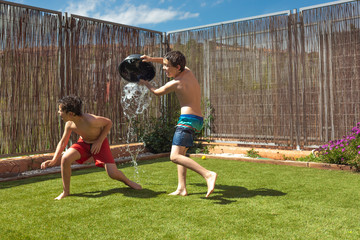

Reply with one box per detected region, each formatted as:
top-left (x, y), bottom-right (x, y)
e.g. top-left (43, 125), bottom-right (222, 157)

top-left (139, 51), bottom-right (217, 198)
top-left (172, 114), bottom-right (203, 148)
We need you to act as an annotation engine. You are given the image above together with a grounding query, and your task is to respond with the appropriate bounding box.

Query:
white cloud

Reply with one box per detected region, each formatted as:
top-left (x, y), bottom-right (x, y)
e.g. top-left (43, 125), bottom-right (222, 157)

top-left (178, 12), bottom-right (199, 20)
top-left (97, 4), bottom-right (175, 25)
top-left (212, 0), bottom-right (224, 7)
top-left (64, 0), bottom-right (198, 26)
top-left (65, 0), bottom-right (100, 16)
top-left (13, 0), bottom-right (25, 4)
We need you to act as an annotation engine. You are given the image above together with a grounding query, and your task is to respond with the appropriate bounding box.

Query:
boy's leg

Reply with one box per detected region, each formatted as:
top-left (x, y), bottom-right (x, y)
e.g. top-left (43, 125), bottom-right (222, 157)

top-left (169, 147), bottom-right (188, 196)
top-left (170, 145), bottom-right (217, 198)
top-left (170, 145), bottom-right (209, 176)
top-left (105, 163), bottom-right (142, 190)
top-left (56, 148), bottom-right (81, 200)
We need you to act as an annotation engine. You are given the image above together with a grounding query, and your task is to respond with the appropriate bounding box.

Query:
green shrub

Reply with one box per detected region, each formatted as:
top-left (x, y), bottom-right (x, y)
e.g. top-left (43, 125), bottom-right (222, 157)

top-left (312, 122), bottom-right (360, 170)
top-left (140, 116), bottom-right (176, 154)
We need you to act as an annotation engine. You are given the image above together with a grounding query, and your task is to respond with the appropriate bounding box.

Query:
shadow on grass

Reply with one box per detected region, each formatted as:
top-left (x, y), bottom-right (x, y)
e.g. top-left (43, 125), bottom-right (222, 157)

top-left (71, 187), bottom-right (166, 199)
top-left (0, 158), bottom-right (169, 189)
top-left (192, 183), bottom-right (287, 205)
top-left (0, 168), bottom-right (103, 189)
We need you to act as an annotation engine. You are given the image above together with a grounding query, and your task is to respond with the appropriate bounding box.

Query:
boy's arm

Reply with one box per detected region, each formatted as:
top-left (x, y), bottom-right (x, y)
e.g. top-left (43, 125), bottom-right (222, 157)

top-left (139, 79), bottom-right (178, 96)
top-left (90, 116), bottom-right (112, 154)
top-left (141, 55), bottom-right (163, 64)
top-left (41, 122), bottom-right (72, 169)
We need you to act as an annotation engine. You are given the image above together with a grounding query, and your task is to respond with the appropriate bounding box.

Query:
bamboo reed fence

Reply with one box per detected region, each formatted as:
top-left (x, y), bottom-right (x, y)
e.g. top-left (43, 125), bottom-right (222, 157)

top-left (1, 0), bottom-right (360, 156)
top-left (0, 2), bottom-right (63, 155)
top-left (0, 1), bottom-right (163, 156)
top-left (167, 0), bottom-right (360, 148)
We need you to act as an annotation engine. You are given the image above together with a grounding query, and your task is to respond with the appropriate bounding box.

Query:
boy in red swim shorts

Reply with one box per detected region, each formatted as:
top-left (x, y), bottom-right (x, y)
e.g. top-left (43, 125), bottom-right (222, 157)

top-left (41, 95), bottom-right (141, 200)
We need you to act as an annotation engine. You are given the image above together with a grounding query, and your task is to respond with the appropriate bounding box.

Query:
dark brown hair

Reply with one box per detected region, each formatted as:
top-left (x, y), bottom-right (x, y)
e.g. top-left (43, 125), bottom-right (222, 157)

top-left (164, 51), bottom-right (186, 72)
top-left (58, 95), bottom-right (83, 116)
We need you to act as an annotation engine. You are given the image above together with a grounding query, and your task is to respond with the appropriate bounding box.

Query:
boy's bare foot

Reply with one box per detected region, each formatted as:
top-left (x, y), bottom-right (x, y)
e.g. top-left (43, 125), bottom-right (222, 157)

top-left (205, 171), bottom-right (217, 198)
top-left (168, 189), bottom-right (188, 196)
top-left (55, 192), bottom-right (69, 200)
top-left (128, 181), bottom-right (142, 190)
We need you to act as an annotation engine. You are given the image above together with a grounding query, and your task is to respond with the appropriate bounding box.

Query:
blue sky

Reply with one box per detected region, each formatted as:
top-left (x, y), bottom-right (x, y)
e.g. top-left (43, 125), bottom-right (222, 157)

top-left (13, 0), bottom-right (342, 32)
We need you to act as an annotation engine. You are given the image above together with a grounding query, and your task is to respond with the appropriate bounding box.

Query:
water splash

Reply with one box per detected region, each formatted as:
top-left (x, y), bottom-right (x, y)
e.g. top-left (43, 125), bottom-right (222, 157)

top-left (121, 82), bottom-right (151, 182)
top-left (122, 83), bottom-right (151, 119)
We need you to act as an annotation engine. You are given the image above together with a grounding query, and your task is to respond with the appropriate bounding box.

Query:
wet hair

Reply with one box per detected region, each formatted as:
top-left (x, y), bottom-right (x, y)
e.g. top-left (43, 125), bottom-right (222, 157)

top-left (57, 95), bottom-right (83, 116)
top-left (164, 51), bottom-right (186, 72)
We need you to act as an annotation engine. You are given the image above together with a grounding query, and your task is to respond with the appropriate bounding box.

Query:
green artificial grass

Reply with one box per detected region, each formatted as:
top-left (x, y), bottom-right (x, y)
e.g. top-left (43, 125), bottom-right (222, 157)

top-left (1, 157), bottom-right (360, 239)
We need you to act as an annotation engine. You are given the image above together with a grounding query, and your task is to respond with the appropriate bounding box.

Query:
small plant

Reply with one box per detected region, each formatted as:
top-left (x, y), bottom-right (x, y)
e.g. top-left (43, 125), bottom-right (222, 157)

top-left (282, 155), bottom-right (296, 161)
top-left (296, 153), bottom-right (321, 163)
top-left (200, 98), bottom-right (214, 138)
top-left (188, 97), bottom-right (214, 154)
top-left (246, 148), bottom-right (261, 158)
top-left (189, 139), bottom-right (214, 154)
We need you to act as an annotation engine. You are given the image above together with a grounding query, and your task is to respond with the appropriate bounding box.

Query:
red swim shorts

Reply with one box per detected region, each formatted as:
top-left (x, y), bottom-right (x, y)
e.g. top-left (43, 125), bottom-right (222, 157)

top-left (70, 137), bottom-right (115, 168)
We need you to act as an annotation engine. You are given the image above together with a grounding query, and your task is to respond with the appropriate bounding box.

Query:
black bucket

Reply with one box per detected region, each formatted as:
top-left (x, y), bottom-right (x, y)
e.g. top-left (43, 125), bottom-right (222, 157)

top-left (118, 54), bottom-right (156, 82)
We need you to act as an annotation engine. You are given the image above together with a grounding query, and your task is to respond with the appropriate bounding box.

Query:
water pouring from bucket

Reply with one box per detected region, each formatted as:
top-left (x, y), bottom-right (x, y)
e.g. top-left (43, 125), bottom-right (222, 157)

top-left (118, 54), bottom-right (156, 182)
top-left (119, 54), bottom-right (156, 119)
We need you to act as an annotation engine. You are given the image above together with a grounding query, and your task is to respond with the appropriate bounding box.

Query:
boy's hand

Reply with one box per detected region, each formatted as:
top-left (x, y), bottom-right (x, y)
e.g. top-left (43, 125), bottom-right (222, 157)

top-left (140, 55), bottom-right (151, 62)
top-left (138, 79), bottom-right (146, 85)
top-left (138, 79), bottom-right (152, 89)
top-left (91, 141), bottom-right (102, 155)
top-left (41, 160), bottom-right (52, 169)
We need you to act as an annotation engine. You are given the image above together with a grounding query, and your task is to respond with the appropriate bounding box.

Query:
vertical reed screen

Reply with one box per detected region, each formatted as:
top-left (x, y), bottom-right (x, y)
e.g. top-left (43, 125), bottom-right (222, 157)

top-left (0, 3), bottom-right (62, 155)
top-left (1, 0), bottom-right (360, 156)
top-left (168, 14), bottom-right (295, 146)
top-left (0, 1), bottom-right (163, 156)
top-left (300, 1), bottom-right (360, 145)
top-left (167, 1), bottom-right (360, 147)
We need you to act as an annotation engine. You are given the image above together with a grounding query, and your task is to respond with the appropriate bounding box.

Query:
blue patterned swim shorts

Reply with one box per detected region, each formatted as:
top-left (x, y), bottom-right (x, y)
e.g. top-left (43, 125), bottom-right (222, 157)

top-left (172, 114), bottom-right (204, 148)
top-left (176, 114), bottom-right (203, 133)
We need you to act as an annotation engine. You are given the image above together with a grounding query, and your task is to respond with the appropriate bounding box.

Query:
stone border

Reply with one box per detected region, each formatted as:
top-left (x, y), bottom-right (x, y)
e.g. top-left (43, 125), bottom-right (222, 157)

top-left (0, 143), bottom-right (167, 180)
top-left (0, 152), bottom-right (170, 182)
